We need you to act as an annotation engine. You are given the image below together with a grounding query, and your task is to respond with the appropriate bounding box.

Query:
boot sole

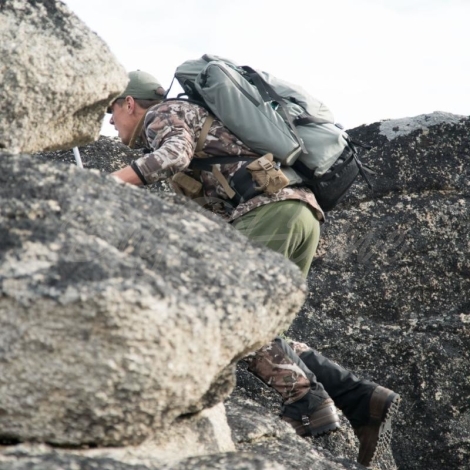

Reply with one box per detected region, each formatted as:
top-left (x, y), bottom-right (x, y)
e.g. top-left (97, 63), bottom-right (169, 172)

top-left (359, 390), bottom-right (401, 467)
top-left (309, 420), bottom-right (341, 437)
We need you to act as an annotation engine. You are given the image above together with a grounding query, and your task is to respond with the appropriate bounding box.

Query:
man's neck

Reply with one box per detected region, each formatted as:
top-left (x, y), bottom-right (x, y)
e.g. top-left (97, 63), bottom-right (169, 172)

top-left (128, 110), bottom-right (147, 149)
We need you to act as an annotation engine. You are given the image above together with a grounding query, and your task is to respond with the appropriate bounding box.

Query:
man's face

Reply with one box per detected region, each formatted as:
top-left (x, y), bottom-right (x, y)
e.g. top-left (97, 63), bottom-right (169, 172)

top-left (109, 98), bottom-right (134, 145)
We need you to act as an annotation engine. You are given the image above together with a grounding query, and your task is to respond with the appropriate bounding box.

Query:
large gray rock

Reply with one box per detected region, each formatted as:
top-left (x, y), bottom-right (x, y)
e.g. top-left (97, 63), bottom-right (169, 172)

top-left (0, 404), bottom-right (235, 469)
top-left (0, 0), bottom-right (128, 154)
top-left (0, 397), bottom-right (365, 470)
top-left (0, 444), bottom-right (287, 470)
top-left (0, 155), bottom-right (306, 447)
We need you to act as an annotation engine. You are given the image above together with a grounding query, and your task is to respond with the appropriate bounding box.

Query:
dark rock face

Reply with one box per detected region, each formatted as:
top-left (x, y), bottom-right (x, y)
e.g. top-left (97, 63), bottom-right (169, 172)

top-left (345, 111), bottom-right (469, 202)
top-left (33, 136), bottom-right (140, 173)
top-left (286, 113), bottom-right (470, 469)
top-left (230, 113), bottom-right (469, 470)
top-left (33, 136), bottom-right (171, 193)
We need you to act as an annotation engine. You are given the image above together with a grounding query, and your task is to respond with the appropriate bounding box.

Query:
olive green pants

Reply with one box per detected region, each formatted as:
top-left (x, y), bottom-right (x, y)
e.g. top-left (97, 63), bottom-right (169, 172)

top-left (232, 200), bottom-right (321, 278)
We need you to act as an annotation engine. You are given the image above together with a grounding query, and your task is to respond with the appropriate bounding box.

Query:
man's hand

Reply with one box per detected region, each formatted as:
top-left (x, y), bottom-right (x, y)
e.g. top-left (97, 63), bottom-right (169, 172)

top-left (111, 165), bottom-right (143, 185)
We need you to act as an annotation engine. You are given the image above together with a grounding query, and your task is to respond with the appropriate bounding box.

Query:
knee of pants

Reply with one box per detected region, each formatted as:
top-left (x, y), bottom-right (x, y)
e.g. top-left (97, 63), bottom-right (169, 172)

top-left (289, 340), bottom-right (311, 355)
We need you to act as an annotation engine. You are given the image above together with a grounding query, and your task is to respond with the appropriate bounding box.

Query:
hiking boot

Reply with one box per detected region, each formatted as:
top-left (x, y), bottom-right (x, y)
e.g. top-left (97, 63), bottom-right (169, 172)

top-left (354, 386), bottom-right (401, 467)
top-left (291, 344), bottom-right (401, 465)
top-left (295, 346), bottom-right (377, 428)
top-left (282, 397), bottom-right (341, 437)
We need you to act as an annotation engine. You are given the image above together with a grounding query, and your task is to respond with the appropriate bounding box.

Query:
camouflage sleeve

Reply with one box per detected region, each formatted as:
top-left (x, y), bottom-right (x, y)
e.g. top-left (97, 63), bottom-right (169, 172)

top-left (133, 102), bottom-right (208, 184)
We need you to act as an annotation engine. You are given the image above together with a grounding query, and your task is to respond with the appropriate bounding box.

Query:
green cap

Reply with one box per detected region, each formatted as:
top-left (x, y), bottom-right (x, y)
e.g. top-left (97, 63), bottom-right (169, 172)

top-left (118, 70), bottom-right (165, 100)
top-left (107, 70), bottom-right (165, 113)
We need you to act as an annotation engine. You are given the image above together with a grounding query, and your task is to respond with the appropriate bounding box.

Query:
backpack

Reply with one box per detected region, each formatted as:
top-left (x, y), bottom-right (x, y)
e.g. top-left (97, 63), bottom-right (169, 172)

top-left (166, 54), bottom-right (373, 212)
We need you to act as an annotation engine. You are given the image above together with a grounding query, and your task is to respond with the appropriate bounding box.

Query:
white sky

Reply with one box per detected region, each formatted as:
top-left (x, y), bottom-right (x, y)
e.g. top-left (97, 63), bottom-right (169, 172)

top-left (62, 0), bottom-right (470, 135)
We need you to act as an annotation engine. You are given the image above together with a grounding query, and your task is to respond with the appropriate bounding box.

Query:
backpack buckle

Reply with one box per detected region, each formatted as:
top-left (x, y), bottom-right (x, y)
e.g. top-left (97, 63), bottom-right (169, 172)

top-left (258, 156), bottom-right (274, 171)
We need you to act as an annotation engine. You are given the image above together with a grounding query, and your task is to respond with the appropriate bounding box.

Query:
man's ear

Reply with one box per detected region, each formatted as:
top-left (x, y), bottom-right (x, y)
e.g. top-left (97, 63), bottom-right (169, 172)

top-left (124, 96), bottom-right (136, 114)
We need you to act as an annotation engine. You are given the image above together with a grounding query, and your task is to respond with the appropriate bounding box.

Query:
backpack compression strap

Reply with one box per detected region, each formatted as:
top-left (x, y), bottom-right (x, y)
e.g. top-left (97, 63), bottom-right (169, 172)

top-left (347, 138), bottom-right (375, 190)
top-left (241, 66), bottom-right (307, 154)
top-left (189, 155), bottom-right (256, 201)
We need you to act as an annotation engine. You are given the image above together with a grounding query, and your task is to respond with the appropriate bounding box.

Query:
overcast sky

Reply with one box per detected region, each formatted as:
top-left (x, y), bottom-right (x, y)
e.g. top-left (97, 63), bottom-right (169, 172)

top-left (63, 0), bottom-right (470, 135)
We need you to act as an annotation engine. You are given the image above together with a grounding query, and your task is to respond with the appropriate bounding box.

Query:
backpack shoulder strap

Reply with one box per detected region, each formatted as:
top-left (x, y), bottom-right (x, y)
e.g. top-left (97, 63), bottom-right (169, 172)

top-left (195, 114), bottom-right (214, 157)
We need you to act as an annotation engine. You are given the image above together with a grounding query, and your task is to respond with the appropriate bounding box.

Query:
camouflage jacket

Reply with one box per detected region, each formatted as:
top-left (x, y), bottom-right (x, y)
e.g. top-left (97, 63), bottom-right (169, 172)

top-left (132, 100), bottom-right (324, 223)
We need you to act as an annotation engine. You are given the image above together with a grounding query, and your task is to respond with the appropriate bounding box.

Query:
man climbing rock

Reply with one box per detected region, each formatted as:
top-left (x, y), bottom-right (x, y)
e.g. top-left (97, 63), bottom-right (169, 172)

top-left (107, 69), bottom-right (400, 467)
